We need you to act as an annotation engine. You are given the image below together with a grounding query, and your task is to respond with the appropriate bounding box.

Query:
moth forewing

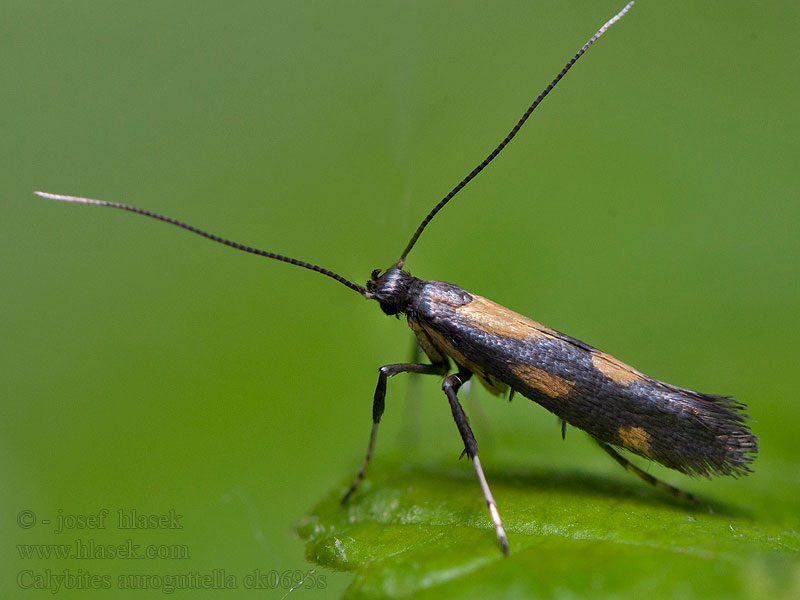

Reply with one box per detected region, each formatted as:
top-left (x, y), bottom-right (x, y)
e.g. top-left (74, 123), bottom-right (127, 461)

top-left (407, 278), bottom-right (757, 478)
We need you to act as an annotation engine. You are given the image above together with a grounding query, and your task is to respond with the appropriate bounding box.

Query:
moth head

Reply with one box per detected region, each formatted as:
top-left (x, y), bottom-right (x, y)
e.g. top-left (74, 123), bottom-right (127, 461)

top-left (366, 266), bottom-right (413, 316)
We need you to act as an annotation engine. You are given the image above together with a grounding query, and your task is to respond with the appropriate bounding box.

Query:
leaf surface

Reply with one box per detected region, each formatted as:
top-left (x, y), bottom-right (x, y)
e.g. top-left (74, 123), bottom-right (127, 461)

top-left (299, 459), bottom-right (799, 599)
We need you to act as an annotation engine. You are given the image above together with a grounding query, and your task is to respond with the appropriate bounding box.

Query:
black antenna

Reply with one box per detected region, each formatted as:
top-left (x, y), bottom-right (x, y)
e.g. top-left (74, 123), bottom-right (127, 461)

top-left (396, 1), bottom-right (634, 267)
top-left (33, 191), bottom-right (368, 297)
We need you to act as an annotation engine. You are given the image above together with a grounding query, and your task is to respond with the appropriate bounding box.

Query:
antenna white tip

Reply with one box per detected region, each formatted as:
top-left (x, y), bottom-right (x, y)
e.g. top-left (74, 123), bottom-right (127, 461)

top-left (596, 2), bottom-right (635, 40)
top-left (34, 191), bottom-right (108, 206)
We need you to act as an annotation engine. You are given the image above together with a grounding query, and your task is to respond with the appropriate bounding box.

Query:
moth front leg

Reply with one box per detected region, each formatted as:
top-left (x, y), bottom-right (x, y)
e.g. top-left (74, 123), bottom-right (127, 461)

top-left (341, 357), bottom-right (449, 503)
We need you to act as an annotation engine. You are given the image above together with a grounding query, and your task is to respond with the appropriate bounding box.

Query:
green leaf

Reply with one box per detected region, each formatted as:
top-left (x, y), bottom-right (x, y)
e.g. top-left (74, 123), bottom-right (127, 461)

top-left (298, 458), bottom-right (799, 599)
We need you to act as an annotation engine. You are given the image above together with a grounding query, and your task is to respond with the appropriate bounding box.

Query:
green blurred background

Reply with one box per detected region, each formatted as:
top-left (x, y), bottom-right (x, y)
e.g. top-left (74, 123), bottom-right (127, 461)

top-left (2, 1), bottom-right (797, 597)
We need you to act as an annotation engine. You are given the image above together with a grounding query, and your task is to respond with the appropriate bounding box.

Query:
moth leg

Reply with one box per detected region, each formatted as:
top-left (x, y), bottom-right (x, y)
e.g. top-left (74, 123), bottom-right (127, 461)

top-left (443, 372), bottom-right (509, 556)
top-left (596, 440), bottom-right (702, 506)
top-left (341, 360), bottom-right (448, 504)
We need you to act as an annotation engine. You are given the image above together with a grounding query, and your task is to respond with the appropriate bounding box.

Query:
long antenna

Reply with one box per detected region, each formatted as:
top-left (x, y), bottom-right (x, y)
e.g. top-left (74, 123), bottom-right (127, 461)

top-left (396, 1), bottom-right (634, 267)
top-left (33, 191), bottom-right (368, 297)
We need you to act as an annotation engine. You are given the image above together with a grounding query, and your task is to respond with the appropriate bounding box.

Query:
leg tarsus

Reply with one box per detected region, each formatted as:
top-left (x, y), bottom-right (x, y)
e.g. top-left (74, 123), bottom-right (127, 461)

top-left (341, 421), bottom-right (378, 504)
top-left (473, 455), bottom-right (509, 556)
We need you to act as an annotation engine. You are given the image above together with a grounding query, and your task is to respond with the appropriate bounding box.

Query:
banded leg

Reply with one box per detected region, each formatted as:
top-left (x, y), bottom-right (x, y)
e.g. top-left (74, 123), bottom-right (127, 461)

top-left (342, 360), bottom-right (447, 503)
top-left (442, 372), bottom-right (509, 555)
top-left (596, 440), bottom-right (702, 506)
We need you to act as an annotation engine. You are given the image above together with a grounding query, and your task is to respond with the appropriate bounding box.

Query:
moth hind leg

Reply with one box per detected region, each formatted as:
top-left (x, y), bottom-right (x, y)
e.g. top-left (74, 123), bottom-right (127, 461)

top-left (595, 439), bottom-right (702, 506)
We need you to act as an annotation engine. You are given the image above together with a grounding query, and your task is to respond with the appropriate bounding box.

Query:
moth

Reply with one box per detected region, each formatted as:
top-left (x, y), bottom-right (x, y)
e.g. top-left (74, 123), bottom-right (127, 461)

top-left (36, 2), bottom-right (757, 555)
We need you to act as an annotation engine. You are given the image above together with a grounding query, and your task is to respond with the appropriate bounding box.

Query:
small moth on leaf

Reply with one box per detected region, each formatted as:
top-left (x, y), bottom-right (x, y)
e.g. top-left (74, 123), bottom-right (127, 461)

top-left (36, 1), bottom-right (757, 555)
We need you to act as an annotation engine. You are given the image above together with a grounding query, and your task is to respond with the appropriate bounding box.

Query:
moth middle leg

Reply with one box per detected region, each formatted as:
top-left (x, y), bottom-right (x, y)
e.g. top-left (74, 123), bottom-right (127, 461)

top-left (443, 370), bottom-right (509, 555)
